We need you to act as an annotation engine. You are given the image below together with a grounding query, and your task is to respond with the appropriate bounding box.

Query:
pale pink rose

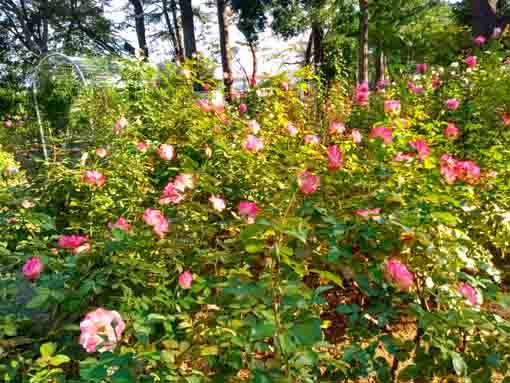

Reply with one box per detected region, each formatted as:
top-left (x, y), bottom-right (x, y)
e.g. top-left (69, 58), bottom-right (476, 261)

top-left (464, 56), bottom-right (477, 68)
top-left (492, 27), bottom-right (502, 39)
top-left (242, 135), bottom-right (263, 152)
top-left (159, 182), bottom-right (185, 205)
top-left (209, 195), bottom-right (226, 212)
top-left (158, 144), bottom-right (175, 161)
top-left (474, 35), bottom-right (486, 45)
top-left (4, 120), bottom-right (13, 129)
top-left (21, 200), bottom-right (33, 209)
top-left (503, 113), bottom-right (510, 126)
top-left (446, 99), bottom-right (460, 111)
top-left (58, 235), bottom-right (88, 249)
top-left (197, 99), bottom-right (212, 113)
top-left (440, 154), bottom-right (459, 184)
top-left (329, 121), bottom-right (346, 135)
top-left (356, 208), bottom-right (381, 220)
top-left (178, 271), bottom-right (193, 289)
top-left (83, 170), bottom-right (105, 187)
top-left (355, 82), bottom-right (370, 106)
top-left (280, 82), bottom-right (289, 91)
top-left (137, 141), bottom-right (149, 153)
top-left (239, 103), bottom-right (248, 113)
top-left (415, 63), bottom-right (428, 73)
top-left (394, 152), bottom-right (414, 162)
top-left (95, 148), bottom-right (107, 158)
top-left (143, 208), bottom-right (169, 238)
top-left (369, 127), bottom-right (393, 144)
top-left (351, 129), bottom-right (362, 144)
top-left (328, 145), bottom-right (343, 171)
top-left (458, 283), bottom-right (479, 305)
top-left (113, 117), bottom-right (128, 133)
top-left (298, 171), bottom-right (320, 194)
top-left (443, 123), bottom-right (460, 138)
top-left (384, 100), bottom-right (401, 115)
top-left (109, 217), bottom-right (132, 232)
top-left (72, 242), bottom-right (91, 255)
top-left (409, 139), bottom-right (430, 160)
top-left (79, 308), bottom-right (125, 353)
top-left (286, 122), bottom-right (298, 136)
top-left (22, 256), bottom-right (43, 281)
top-left (385, 259), bottom-right (413, 291)
top-left (304, 135), bottom-right (320, 145)
top-left (238, 201), bottom-right (257, 223)
top-left (211, 98), bottom-right (225, 114)
top-left (173, 173), bottom-right (195, 192)
top-left (440, 154), bottom-right (481, 184)
top-left (248, 120), bottom-right (261, 134)
top-left (457, 160), bottom-right (481, 182)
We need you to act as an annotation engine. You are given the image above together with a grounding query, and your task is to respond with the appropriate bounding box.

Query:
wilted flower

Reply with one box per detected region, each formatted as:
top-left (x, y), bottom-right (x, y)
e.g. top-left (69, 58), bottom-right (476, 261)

top-left (158, 144), bottom-right (175, 161)
top-left (304, 135), bottom-right (320, 145)
top-left (329, 121), bottom-right (346, 135)
top-left (80, 308), bottom-right (125, 353)
top-left (95, 148), bottom-right (107, 158)
top-left (22, 257), bottom-right (43, 281)
top-left (328, 145), bottom-right (343, 171)
top-left (369, 127), bottom-right (393, 144)
top-left (385, 259), bottom-right (413, 291)
top-left (458, 283), bottom-right (479, 306)
top-left (209, 195), bottom-right (226, 212)
top-left (298, 171), bottom-right (320, 194)
top-left (178, 271), bottom-right (193, 289)
top-left (83, 171), bottom-right (105, 187)
top-left (242, 135), bottom-right (263, 152)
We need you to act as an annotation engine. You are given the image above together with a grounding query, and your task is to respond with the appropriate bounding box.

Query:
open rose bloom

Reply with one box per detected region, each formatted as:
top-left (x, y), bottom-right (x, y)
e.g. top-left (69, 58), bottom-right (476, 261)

top-left (238, 201), bottom-right (257, 224)
top-left (369, 127), bottom-right (393, 144)
top-left (109, 217), bottom-right (132, 232)
top-left (83, 170), bottom-right (105, 187)
top-left (298, 171), bottom-right (320, 194)
top-left (158, 144), bottom-right (175, 161)
top-left (385, 259), bottom-right (413, 291)
top-left (328, 145), bottom-right (343, 171)
top-left (22, 256), bottom-right (43, 281)
top-left (242, 135), bottom-right (263, 152)
top-left (80, 308), bottom-right (125, 353)
top-left (209, 195), bottom-right (226, 212)
top-left (458, 283), bottom-right (479, 306)
top-left (143, 208), bottom-right (169, 238)
top-left (178, 271), bottom-right (193, 289)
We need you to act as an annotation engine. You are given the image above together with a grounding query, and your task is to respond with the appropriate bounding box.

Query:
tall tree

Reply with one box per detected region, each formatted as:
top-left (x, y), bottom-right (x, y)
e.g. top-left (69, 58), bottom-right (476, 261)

top-left (128, 0), bottom-right (149, 58)
top-left (180, 0), bottom-right (196, 58)
top-left (358, 0), bottom-right (369, 83)
top-left (472, 0), bottom-right (497, 37)
top-left (216, 0), bottom-right (233, 99)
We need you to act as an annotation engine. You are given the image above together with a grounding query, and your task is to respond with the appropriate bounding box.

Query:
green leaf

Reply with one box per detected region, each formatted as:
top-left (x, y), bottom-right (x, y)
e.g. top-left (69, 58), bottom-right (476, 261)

top-left (240, 224), bottom-right (266, 240)
top-left (245, 240), bottom-right (265, 253)
top-left (289, 318), bottom-right (322, 346)
top-left (40, 342), bottom-right (55, 357)
top-left (451, 352), bottom-right (468, 377)
top-left (50, 354), bottom-right (70, 366)
top-left (111, 369), bottom-right (132, 383)
top-left (398, 364), bottom-right (417, 380)
top-left (310, 269), bottom-right (343, 287)
top-left (251, 321), bottom-right (276, 340)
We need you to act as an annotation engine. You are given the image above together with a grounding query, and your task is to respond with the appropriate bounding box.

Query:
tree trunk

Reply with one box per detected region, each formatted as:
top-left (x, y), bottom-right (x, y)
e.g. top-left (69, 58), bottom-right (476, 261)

top-left (311, 22), bottom-right (324, 71)
top-left (180, 0), bottom-right (197, 58)
top-left (248, 40), bottom-right (257, 83)
top-left (375, 42), bottom-right (385, 84)
top-left (162, 0), bottom-right (179, 58)
top-left (305, 30), bottom-right (313, 66)
top-left (471, 0), bottom-right (497, 37)
top-left (129, 0), bottom-right (149, 58)
top-left (170, 0), bottom-right (184, 60)
top-left (358, 0), bottom-right (369, 84)
top-left (216, 0), bottom-right (233, 100)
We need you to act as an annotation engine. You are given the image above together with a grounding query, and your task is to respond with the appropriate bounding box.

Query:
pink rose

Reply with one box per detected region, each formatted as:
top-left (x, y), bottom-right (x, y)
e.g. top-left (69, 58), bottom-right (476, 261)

top-left (356, 208), bottom-right (381, 220)
top-left (474, 35), bottom-right (486, 45)
top-left (95, 148), bottom-right (107, 158)
top-left (408, 82), bottom-right (424, 95)
top-left (384, 100), bottom-right (401, 115)
top-left (446, 99), bottom-right (460, 111)
top-left (503, 113), bottom-right (510, 126)
top-left (416, 63), bottom-right (428, 73)
top-left (159, 182), bottom-right (185, 205)
top-left (4, 120), bottom-right (13, 129)
top-left (178, 271), bottom-right (193, 289)
top-left (355, 82), bottom-right (370, 106)
top-left (113, 117), bottom-right (128, 133)
top-left (304, 135), bottom-right (320, 145)
top-left (409, 139), bottom-right (430, 161)
top-left (492, 27), bottom-right (502, 39)
top-left (286, 122), bottom-right (298, 136)
top-left (443, 123), bottom-right (460, 138)
top-left (197, 99), bottom-right (213, 113)
top-left (209, 195), bottom-right (226, 212)
top-left (21, 200), bottom-right (33, 209)
top-left (248, 120), bottom-right (261, 134)
top-left (238, 201), bottom-right (257, 223)
top-left (22, 256), bottom-right (43, 281)
top-left (73, 242), bottom-right (91, 255)
top-left (464, 56), bottom-right (477, 68)
top-left (83, 170), bottom-right (105, 187)
top-left (280, 82), bottom-right (289, 91)
top-left (158, 144), bottom-right (175, 161)
top-left (432, 76), bottom-right (442, 90)
top-left (109, 217), bottom-right (132, 232)
top-left (298, 171), bottom-right (320, 194)
top-left (458, 283), bottom-right (479, 306)
top-left (369, 127), bottom-right (393, 144)
top-left (143, 208), bottom-right (169, 238)
top-left (137, 141), bottom-right (149, 153)
top-left (329, 121), bottom-right (346, 135)
top-left (351, 129), bottom-right (362, 144)
top-left (394, 152), bottom-right (414, 162)
top-left (239, 103), bottom-right (248, 114)
top-left (327, 145), bottom-right (343, 171)
top-left (80, 308), bottom-right (125, 353)
top-left (385, 259), bottom-right (413, 291)
top-left (58, 235), bottom-right (89, 255)
top-left (242, 135), bottom-right (263, 152)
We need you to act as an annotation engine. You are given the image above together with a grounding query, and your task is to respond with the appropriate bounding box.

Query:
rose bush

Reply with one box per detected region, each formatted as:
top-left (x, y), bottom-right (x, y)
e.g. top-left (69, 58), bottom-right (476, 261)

top-left (1, 32), bottom-right (510, 382)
